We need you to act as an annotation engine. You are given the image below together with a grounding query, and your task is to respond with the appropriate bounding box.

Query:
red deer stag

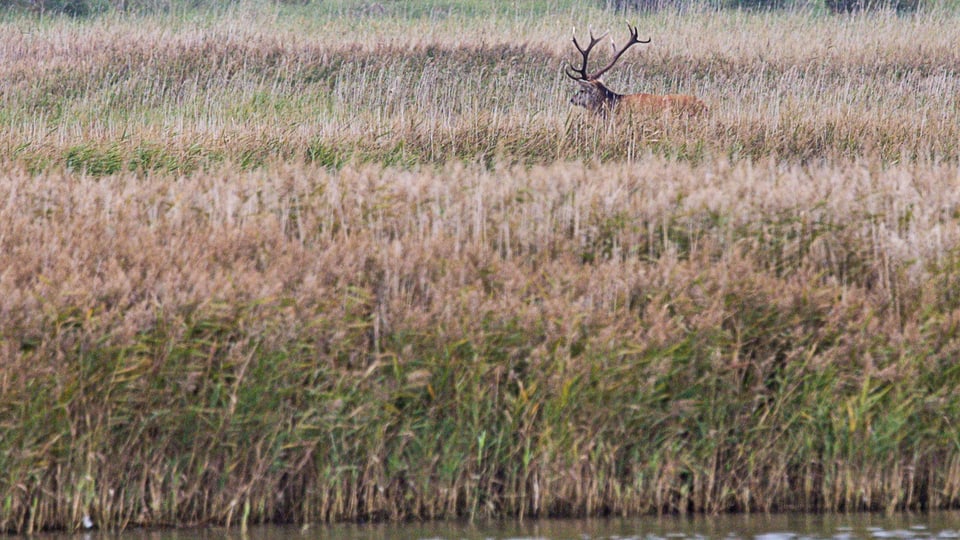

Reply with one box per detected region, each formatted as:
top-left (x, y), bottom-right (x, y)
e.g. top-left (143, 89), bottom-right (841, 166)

top-left (566, 24), bottom-right (706, 117)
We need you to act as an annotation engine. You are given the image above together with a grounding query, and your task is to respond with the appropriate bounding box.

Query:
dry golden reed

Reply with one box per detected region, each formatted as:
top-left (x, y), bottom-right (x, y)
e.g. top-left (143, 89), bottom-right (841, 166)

top-left (4, 156), bottom-right (960, 531)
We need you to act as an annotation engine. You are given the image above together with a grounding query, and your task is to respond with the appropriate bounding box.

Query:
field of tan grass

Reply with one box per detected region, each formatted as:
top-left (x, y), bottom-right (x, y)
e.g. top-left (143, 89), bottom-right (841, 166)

top-left (2, 5), bottom-right (959, 167)
top-left (3, 1), bottom-right (960, 533)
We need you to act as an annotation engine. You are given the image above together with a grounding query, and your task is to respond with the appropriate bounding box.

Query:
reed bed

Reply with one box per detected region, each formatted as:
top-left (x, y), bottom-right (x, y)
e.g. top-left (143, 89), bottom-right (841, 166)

top-left (4, 158), bottom-right (960, 531)
top-left (3, 1), bottom-right (960, 533)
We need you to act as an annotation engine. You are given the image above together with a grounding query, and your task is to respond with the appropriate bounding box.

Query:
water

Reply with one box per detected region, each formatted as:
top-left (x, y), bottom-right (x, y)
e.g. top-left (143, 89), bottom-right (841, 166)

top-left (314, 513), bottom-right (960, 539)
top-left (32, 513), bottom-right (960, 540)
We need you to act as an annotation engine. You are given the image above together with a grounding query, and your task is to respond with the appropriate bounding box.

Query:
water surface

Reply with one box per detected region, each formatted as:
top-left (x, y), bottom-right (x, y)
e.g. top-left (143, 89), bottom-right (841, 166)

top-left (36, 513), bottom-right (960, 540)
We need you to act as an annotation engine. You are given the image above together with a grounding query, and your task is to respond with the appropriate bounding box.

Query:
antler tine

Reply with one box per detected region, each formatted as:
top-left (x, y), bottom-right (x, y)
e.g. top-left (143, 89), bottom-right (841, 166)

top-left (566, 27), bottom-right (607, 81)
top-left (587, 23), bottom-right (651, 81)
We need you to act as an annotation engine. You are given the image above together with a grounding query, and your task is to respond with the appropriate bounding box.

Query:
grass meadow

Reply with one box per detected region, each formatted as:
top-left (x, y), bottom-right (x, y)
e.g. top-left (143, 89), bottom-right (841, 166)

top-left (3, 0), bottom-right (960, 532)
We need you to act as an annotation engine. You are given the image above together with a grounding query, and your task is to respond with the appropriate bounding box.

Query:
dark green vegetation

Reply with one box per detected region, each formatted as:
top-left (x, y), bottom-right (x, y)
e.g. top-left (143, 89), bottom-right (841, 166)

top-left (0, 0), bottom-right (940, 18)
top-left (3, 1), bottom-right (960, 534)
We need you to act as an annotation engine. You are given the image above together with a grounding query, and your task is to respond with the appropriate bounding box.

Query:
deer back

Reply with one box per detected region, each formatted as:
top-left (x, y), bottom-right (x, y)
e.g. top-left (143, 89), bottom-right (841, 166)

top-left (619, 92), bottom-right (708, 116)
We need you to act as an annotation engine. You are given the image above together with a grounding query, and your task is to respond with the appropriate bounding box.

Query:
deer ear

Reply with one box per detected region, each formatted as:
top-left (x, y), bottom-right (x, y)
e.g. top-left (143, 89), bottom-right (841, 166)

top-left (576, 79), bottom-right (593, 88)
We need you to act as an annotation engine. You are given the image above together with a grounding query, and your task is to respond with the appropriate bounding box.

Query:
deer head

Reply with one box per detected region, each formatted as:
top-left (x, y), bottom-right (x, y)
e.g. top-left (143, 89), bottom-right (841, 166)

top-left (565, 24), bottom-right (651, 114)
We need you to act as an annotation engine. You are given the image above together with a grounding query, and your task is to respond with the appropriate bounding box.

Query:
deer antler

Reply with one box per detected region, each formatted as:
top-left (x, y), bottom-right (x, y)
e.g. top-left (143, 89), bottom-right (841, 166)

top-left (565, 27), bottom-right (607, 81)
top-left (567, 23), bottom-right (651, 82)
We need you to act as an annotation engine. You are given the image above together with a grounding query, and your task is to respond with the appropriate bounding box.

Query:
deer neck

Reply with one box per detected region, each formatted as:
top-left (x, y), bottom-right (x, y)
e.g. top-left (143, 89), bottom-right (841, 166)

top-left (592, 82), bottom-right (623, 114)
